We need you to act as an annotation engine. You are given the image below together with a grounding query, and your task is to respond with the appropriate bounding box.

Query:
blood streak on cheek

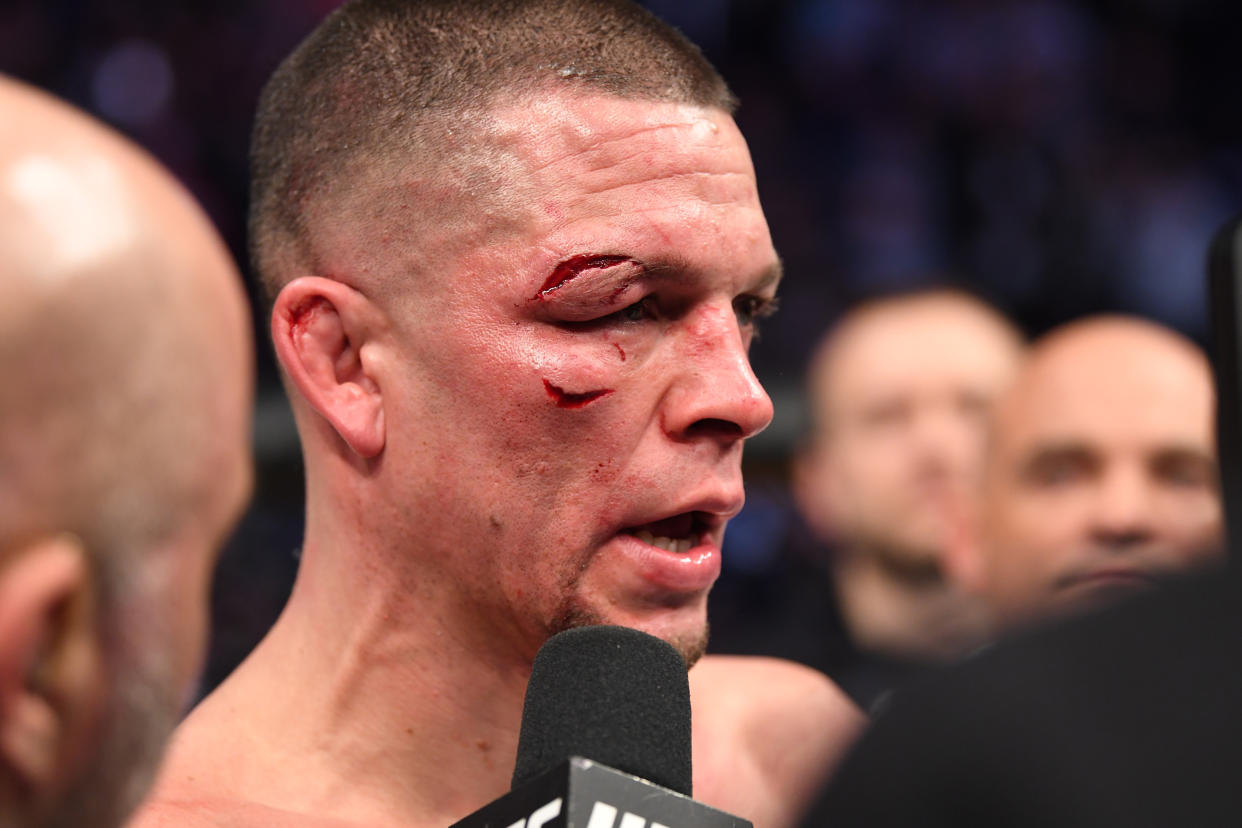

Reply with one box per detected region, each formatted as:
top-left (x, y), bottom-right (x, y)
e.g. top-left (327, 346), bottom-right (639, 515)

top-left (613, 343), bottom-right (626, 361)
top-left (534, 254), bottom-right (632, 299)
top-left (543, 379), bottom-right (614, 409)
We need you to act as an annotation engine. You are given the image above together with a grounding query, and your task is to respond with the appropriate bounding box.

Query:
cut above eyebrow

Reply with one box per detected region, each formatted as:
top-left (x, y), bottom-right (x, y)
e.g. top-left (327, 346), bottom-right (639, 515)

top-left (533, 250), bottom-right (783, 305)
top-left (536, 254), bottom-right (634, 298)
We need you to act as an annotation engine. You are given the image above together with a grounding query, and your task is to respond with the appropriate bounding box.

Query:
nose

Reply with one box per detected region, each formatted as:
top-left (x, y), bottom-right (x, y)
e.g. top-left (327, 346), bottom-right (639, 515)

top-left (662, 302), bottom-right (774, 444)
top-left (909, 405), bottom-right (977, 481)
top-left (1089, 466), bottom-right (1156, 548)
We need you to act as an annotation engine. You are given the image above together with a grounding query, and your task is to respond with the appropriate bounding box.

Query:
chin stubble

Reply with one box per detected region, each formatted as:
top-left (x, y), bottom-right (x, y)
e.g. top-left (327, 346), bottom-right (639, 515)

top-left (547, 593), bottom-right (709, 668)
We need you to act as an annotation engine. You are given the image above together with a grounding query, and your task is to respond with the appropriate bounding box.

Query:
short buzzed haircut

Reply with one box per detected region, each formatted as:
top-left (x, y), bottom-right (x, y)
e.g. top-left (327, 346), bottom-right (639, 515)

top-left (250, 0), bottom-right (735, 302)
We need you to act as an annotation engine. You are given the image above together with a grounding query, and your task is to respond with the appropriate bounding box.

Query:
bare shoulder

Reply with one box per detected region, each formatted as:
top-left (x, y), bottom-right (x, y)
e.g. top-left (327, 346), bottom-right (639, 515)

top-left (128, 696), bottom-right (273, 828)
top-left (128, 797), bottom-right (357, 828)
top-left (127, 798), bottom-right (268, 828)
top-left (689, 655), bottom-right (866, 828)
top-left (691, 654), bottom-right (864, 733)
top-left (127, 799), bottom-right (222, 828)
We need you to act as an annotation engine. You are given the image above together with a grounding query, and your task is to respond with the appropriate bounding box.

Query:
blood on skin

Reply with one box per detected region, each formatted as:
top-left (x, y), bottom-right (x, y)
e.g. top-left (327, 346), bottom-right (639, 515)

top-left (535, 254), bottom-right (632, 299)
top-left (290, 297), bottom-right (328, 340)
top-left (543, 379), bottom-right (614, 408)
top-left (614, 342), bottom-right (626, 361)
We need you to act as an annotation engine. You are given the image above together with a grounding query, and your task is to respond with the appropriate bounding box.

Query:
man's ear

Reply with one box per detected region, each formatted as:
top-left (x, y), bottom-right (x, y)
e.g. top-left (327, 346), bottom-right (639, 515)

top-left (0, 535), bottom-right (102, 796)
top-left (272, 277), bottom-right (387, 458)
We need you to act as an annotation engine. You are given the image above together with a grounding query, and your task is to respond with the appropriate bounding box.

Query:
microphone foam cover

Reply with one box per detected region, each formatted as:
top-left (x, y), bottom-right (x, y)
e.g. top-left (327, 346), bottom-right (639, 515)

top-left (511, 625), bottom-right (693, 797)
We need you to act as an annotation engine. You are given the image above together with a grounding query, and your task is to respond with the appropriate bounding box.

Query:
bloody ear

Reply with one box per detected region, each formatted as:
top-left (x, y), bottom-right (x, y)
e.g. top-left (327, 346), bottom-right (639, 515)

top-left (272, 277), bottom-right (386, 459)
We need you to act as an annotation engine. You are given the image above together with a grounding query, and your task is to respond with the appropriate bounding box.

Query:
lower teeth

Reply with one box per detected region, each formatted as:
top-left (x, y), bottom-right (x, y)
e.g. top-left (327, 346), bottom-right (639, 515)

top-left (634, 529), bottom-right (693, 553)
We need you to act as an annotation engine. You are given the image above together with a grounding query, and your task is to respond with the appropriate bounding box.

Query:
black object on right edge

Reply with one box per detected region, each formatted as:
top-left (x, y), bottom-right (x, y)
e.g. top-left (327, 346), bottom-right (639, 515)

top-left (1209, 216), bottom-right (1242, 546)
top-left (452, 625), bottom-right (751, 828)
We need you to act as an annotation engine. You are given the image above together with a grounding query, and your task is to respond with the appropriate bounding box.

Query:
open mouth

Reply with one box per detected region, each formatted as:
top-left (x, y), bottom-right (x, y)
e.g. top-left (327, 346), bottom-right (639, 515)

top-left (623, 512), bottom-right (709, 554)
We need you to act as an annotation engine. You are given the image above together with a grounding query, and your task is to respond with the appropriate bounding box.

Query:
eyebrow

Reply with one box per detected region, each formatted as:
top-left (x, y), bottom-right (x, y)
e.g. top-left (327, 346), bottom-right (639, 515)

top-left (1024, 441), bottom-right (1094, 458)
top-left (1150, 445), bottom-right (1218, 468)
top-left (1017, 441), bottom-right (1097, 471)
top-left (1019, 442), bottom-right (1218, 471)
top-left (752, 257), bottom-right (784, 294)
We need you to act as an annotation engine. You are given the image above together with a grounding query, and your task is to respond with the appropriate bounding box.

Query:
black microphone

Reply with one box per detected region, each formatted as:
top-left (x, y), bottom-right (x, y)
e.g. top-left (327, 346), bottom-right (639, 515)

top-left (451, 625), bottom-right (751, 828)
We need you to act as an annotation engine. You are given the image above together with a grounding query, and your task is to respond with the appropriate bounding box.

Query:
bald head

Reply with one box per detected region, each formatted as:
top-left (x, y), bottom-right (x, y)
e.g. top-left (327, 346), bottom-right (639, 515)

top-left (0, 78), bottom-right (252, 557)
top-left (967, 315), bottom-right (1222, 628)
top-left (0, 77), bottom-right (252, 828)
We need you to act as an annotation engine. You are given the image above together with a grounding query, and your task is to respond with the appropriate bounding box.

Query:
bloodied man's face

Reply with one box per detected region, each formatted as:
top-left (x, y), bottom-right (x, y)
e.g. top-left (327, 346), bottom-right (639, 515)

top-left (367, 91), bottom-right (779, 663)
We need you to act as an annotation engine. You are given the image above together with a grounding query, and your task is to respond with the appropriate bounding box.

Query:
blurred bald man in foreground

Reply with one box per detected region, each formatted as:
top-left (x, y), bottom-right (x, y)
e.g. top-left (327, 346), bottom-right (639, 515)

top-left (949, 315), bottom-right (1223, 632)
top-left (0, 77), bottom-right (253, 828)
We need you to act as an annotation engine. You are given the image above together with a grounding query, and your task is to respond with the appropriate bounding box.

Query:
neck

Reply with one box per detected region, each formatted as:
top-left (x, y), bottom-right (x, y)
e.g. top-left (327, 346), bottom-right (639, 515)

top-left (192, 511), bottom-right (530, 826)
top-left (832, 548), bottom-right (988, 662)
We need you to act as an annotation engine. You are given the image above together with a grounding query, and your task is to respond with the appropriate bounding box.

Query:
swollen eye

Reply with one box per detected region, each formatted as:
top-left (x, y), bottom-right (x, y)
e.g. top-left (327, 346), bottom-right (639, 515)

top-left (619, 296), bottom-right (657, 322)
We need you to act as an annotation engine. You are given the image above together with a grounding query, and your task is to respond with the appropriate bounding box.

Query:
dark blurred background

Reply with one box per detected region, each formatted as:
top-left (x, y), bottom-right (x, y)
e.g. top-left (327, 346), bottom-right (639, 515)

top-left (5, 0), bottom-right (1241, 695)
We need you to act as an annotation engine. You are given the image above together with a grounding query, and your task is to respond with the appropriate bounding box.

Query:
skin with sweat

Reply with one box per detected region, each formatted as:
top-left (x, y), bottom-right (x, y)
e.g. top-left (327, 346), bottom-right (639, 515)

top-left (134, 90), bottom-right (862, 828)
top-left (334, 92), bottom-right (780, 665)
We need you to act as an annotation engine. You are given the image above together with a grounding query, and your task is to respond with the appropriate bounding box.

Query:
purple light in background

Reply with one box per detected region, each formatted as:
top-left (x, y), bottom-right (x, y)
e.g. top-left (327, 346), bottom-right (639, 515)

top-left (91, 38), bottom-right (174, 127)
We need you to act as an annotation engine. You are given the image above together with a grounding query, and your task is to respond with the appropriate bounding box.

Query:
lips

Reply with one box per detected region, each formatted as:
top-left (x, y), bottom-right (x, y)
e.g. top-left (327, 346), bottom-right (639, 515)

top-left (1066, 569), bottom-right (1157, 590)
top-left (1055, 567), bottom-right (1160, 609)
top-left (609, 510), bottom-right (727, 594)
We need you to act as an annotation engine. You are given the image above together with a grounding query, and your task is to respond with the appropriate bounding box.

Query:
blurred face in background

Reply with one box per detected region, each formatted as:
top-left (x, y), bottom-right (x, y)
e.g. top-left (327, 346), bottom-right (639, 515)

top-left (964, 317), bottom-right (1223, 628)
top-left (795, 293), bottom-right (1023, 571)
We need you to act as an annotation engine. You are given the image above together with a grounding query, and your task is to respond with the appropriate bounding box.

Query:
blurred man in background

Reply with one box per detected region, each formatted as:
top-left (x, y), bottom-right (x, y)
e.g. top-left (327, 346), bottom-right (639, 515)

top-left (947, 315), bottom-right (1223, 632)
top-left (805, 315), bottom-right (1237, 828)
top-left (713, 289), bottom-right (1022, 711)
top-left (0, 77), bottom-right (253, 828)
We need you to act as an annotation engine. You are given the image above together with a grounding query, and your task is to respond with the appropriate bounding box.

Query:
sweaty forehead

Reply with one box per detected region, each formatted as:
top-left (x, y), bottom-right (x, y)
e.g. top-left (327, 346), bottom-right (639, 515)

top-left (995, 323), bottom-right (1214, 458)
top-left (437, 92), bottom-right (770, 287)
top-left (322, 91), bottom-right (773, 310)
top-left (483, 92), bottom-right (756, 201)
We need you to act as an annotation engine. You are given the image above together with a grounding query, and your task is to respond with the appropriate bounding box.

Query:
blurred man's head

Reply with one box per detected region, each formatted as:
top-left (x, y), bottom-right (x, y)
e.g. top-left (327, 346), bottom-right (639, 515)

top-left (794, 289), bottom-right (1024, 573)
top-left (952, 315), bottom-right (1222, 629)
top-left (255, 0), bottom-right (776, 668)
top-left (0, 77), bottom-right (253, 827)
